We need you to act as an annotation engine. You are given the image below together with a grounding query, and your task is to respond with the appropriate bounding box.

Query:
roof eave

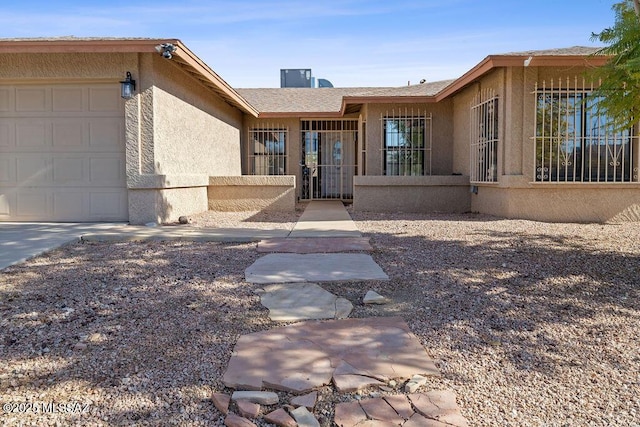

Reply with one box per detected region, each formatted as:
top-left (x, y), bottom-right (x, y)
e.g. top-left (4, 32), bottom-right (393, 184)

top-left (435, 54), bottom-right (611, 101)
top-left (170, 41), bottom-right (259, 117)
top-left (257, 111), bottom-right (344, 118)
top-left (0, 38), bottom-right (171, 53)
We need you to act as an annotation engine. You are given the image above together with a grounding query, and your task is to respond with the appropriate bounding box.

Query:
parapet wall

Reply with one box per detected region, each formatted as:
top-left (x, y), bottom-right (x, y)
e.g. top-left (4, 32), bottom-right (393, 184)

top-left (208, 176), bottom-right (296, 212)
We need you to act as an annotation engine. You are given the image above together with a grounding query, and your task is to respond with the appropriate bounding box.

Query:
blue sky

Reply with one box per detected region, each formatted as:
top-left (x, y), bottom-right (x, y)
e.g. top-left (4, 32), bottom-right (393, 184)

top-left (0, 0), bottom-right (618, 88)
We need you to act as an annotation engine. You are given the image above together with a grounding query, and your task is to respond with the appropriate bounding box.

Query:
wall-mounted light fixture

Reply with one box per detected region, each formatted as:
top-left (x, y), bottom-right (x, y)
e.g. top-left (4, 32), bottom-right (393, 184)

top-left (120, 71), bottom-right (136, 99)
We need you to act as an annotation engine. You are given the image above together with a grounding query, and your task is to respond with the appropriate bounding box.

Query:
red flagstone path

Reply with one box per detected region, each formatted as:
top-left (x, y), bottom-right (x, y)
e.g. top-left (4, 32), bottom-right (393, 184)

top-left (222, 316), bottom-right (439, 393)
top-left (334, 391), bottom-right (469, 427)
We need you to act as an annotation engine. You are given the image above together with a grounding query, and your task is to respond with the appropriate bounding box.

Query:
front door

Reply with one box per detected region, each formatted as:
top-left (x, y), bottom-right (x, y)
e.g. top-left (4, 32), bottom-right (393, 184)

top-left (301, 120), bottom-right (357, 200)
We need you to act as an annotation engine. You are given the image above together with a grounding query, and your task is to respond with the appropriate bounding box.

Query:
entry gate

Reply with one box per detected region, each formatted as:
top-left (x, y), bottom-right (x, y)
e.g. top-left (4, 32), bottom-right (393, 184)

top-left (301, 120), bottom-right (357, 200)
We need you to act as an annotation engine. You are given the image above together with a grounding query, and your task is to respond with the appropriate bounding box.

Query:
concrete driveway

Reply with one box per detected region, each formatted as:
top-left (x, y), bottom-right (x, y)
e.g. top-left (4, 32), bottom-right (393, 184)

top-left (0, 222), bottom-right (124, 270)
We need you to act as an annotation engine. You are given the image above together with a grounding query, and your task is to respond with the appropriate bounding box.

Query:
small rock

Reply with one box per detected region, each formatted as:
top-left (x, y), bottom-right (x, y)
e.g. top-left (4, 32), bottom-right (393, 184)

top-left (290, 406), bottom-right (320, 427)
top-left (363, 290), bottom-right (390, 305)
top-left (232, 391), bottom-right (279, 405)
top-left (178, 216), bottom-right (190, 224)
top-left (291, 391), bottom-right (317, 410)
top-left (212, 393), bottom-right (231, 415)
top-left (265, 408), bottom-right (297, 427)
top-left (388, 380), bottom-right (397, 387)
top-left (73, 342), bottom-right (87, 351)
top-left (237, 400), bottom-right (260, 418)
top-left (404, 374), bottom-right (428, 393)
top-left (225, 412), bottom-right (257, 427)
top-left (145, 222), bottom-right (158, 227)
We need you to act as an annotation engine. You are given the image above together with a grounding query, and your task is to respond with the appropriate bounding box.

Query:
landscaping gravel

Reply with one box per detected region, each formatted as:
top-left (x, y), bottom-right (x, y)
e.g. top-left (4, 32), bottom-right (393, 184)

top-left (1, 208), bottom-right (639, 426)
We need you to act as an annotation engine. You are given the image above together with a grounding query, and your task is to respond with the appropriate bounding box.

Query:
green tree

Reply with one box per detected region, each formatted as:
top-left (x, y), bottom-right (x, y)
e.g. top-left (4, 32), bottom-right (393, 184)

top-left (590, 0), bottom-right (640, 131)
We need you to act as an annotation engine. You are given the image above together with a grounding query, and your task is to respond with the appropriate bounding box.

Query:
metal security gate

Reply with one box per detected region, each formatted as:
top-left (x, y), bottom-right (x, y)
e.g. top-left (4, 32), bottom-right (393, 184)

top-left (301, 120), bottom-right (357, 200)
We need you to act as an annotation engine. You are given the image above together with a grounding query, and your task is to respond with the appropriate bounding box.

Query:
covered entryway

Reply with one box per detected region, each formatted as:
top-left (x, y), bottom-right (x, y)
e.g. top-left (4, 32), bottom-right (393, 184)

top-left (300, 119), bottom-right (357, 200)
top-left (0, 82), bottom-right (128, 221)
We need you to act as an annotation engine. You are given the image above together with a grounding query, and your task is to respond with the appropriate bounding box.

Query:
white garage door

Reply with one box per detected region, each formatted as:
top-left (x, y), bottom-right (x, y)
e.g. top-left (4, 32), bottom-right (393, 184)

top-left (0, 83), bottom-right (128, 221)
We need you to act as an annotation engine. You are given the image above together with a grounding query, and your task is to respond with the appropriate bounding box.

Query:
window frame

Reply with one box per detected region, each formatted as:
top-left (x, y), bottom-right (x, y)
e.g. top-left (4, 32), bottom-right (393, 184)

top-left (470, 90), bottom-right (499, 183)
top-left (381, 110), bottom-right (432, 176)
top-left (248, 126), bottom-right (288, 176)
top-left (534, 78), bottom-right (637, 183)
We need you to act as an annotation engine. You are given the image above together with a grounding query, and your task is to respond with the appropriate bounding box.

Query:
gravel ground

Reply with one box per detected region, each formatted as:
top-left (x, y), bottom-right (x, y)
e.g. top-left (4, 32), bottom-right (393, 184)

top-left (1, 207), bottom-right (639, 426)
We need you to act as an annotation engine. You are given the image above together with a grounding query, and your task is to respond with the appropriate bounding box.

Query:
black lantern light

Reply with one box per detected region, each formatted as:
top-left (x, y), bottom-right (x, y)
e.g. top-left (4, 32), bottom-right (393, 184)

top-left (120, 71), bottom-right (136, 99)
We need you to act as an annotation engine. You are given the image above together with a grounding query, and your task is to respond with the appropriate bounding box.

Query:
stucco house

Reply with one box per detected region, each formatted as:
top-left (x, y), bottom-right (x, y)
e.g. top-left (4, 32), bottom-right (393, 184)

top-left (1, 38), bottom-right (639, 224)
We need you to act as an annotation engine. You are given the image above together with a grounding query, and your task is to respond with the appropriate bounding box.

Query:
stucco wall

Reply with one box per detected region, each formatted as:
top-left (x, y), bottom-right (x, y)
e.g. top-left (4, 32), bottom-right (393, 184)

top-left (149, 55), bottom-right (243, 176)
top-left (128, 186), bottom-right (208, 224)
top-left (471, 184), bottom-right (640, 223)
top-left (353, 175), bottom-right (470, 213)
top-left (208, 176), bottom-right (295, 211)
top-left (0, 52), bottom-right (137, 80)
top-left (124, 53), bottom-right (245, 223)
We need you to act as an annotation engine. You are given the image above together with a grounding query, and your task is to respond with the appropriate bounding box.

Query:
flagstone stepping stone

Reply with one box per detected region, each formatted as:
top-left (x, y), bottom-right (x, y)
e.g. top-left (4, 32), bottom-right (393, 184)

top-left (408, 390), bottom-right (469, 427)
top-left (245, 253), bottom-right (389, 284)
top-left (257, 237), bottom-right (373, 253)
top-left (222, 317), bottom-right (439, 393)
top-left (335, 390), bottom-right (468, 427)
top-left (258, 283), bottom-right (353, 321)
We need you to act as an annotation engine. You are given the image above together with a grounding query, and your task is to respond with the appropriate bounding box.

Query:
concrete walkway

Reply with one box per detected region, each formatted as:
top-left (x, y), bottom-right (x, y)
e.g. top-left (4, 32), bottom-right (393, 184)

top-left (0, 222), bottom-right (124, 270)
top-left (288, 200), bottom-right (361, 238)
top-left (246, 201), bottom-right (388, 284)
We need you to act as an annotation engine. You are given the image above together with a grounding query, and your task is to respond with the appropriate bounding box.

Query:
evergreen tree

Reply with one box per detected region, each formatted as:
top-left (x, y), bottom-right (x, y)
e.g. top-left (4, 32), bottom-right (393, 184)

top-left (590, 0), bottom-right (640, 131)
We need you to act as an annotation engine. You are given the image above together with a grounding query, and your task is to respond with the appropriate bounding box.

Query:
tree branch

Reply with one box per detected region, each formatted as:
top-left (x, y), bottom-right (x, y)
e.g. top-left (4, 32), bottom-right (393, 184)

top-left (634, 0), bottom-right (640, 18)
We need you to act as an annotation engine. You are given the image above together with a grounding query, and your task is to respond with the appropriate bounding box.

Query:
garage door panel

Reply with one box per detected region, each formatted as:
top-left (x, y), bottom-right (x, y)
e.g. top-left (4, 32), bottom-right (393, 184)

top-left (89, 119), bottom-right (124, 149)
top-left (0, 120), bottom-right (13, 148)
top-left (53, 120), bottom-right (85, 149)
top-left (16, 120), bottom-right (49, 148)
top-left (53, 192), bottom-right (84, 219)
top-left (53, 157), bottom-right (85, 184)
top-left (16, 88), bottom-right (48, 112)
top-left (17, 156), bottom-right (51, 184)
top-left (0, 88), bottom-right (10, 112)
top-left (0, 158), bottom-right (13, 183)
top-left (0, 193), bottom-right (11, 216)
top-left (89, 87), bottom-right (121, 113)
top-left (17, 191), bottom-right (49, 216)
top-left (90, 190), bottom-right (127, 219)
top-left (52, 87), bottom-right (83, 112)
top-left (90, 156), bottom-right (124, 184)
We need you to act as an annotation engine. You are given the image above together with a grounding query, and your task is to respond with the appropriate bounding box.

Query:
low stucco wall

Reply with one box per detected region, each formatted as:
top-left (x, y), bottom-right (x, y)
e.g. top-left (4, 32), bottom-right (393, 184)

top-left (208, 176), bottom-right (296, 212)
top-left (128, 186), bottom-right (208, 224)
top-left (471, 184), bottom-right (640, 223)
top-left (353, 175), bottom-right (471, 213)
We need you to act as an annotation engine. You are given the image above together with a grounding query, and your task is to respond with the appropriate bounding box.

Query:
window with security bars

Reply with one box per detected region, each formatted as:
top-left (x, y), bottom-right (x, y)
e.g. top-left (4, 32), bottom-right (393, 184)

top-left (470, 91), bottom-right (499, 183)
top-left (534, 78), bottom-right (638, 183)
top-left (382, 110), bottom-right (431, 176)
top-left (248, 126), bottom-right (287, 175)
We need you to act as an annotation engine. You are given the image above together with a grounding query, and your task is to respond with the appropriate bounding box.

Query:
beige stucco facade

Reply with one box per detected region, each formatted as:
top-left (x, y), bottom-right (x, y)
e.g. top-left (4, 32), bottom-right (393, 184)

top-left (125, 53), bottom-right (245, 224)
top-left (3, 40), bottom-right (639, 224)
top-left (450, 64), bottom-right (640, 223)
